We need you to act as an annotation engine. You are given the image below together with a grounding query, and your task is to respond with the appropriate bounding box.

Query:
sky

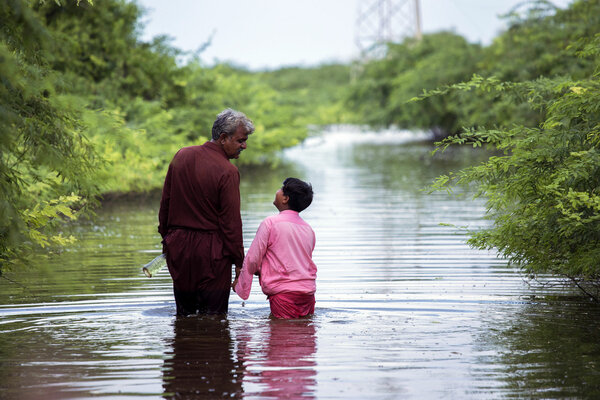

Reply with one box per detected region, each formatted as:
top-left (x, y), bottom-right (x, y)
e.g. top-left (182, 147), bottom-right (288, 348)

top-left (136, 0), bottom-right (573, 71)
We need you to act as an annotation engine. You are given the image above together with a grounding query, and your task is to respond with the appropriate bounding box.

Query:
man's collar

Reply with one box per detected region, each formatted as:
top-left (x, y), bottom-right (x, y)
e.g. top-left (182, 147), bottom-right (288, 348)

top-left (204, 141), bottom-right (228, 159)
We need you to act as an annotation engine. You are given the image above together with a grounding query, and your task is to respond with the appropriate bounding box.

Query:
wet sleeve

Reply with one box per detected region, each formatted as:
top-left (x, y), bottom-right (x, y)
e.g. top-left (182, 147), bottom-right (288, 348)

top-left (218, 169), bottom-right (244, 267)
top-left (236, 219), bottom-right (271, 300)
top-left (236, 265), bottom-right (253, 301)
top-left (158, 161), bottom-right (174, 238)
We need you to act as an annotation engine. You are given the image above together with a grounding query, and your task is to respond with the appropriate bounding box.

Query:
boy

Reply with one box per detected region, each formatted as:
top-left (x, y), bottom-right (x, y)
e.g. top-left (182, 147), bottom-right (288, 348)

top-left (232, 177), bottom-right (316, 319)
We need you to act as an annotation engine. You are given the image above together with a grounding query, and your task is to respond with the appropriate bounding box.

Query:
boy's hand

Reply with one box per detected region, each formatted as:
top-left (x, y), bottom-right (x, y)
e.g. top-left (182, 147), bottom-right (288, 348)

top-left (231, 277), bottom-right (239, 292)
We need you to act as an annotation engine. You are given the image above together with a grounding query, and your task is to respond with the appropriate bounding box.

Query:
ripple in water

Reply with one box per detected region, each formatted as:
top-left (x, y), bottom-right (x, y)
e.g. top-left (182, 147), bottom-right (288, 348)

top-left (1, 127), bottom-right (599, 399)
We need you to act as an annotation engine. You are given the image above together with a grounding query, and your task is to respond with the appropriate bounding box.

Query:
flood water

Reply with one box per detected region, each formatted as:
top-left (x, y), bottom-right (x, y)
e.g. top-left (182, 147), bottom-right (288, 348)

top-left (1, 127), bottom-right (600, 399)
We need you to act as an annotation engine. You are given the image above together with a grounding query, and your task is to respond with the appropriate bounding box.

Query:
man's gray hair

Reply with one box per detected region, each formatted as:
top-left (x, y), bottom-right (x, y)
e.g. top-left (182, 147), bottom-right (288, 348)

top-left (211, 108), bottom-right (255, 140)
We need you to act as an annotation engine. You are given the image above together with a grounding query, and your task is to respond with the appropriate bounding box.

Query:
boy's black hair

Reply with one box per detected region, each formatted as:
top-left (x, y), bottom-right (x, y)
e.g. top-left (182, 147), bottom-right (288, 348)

top-left (282, 177), bottom-right (313, 212)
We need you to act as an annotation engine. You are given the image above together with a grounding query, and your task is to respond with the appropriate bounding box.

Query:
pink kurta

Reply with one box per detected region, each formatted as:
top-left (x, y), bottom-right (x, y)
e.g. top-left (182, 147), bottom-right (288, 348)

top-left (236, 210), bottom-right (317, 300)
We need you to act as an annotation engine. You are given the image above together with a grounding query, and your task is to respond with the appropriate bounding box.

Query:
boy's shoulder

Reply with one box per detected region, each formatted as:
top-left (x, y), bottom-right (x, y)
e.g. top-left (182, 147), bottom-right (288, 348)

top-left (259, 213), bottom-right (279, 229)
top-left (267, 211), bottom-right (312, 227)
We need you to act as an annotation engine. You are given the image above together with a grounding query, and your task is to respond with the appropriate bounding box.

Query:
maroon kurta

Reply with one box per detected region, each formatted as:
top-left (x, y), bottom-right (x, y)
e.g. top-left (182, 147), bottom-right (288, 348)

top-left (158, 141), bottom-right (244, 294)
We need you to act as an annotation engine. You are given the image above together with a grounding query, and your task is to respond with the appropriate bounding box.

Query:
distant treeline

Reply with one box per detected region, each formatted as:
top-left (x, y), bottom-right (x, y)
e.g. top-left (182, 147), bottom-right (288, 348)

top-left (347, 1), bottom-right (599, 139)
top-left (1, 0), bottom-right (599, 286)
top-left (0, 0), bottom-right (353, 265)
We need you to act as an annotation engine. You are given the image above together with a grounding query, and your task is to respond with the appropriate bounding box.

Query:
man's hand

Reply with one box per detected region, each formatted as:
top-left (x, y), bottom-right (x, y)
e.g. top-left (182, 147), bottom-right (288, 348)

top-left (232, 265), bottom-right (242, 292)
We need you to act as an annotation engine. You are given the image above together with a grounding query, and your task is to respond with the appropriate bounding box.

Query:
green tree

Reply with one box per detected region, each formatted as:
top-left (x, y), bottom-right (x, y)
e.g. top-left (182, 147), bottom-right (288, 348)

top-left (36, 0), bottom-right (184, 104)
top-left (346, 32), bottom-right (482, 138)
top-left (463, 0), bottom-right (600, 131)
top-left (33, 0), bottom-right (331, 191)
top-left (428, 35), bottom-right (600, 299)
top-left (259, 64), bottom-right (353, 125)
top-left (0, 0), bottom-right (100, 267)
top-left (482, 0), bottom-right (599, 83)
top-left (345, 1), bottom-right (600, 139)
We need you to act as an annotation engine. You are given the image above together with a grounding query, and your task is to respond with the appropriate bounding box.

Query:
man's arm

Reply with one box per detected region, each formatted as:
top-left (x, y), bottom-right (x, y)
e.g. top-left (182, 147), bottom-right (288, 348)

top-left (158, 162), bottom-right (174, 239)
top-left (218, 169), bottom-right (245, 268)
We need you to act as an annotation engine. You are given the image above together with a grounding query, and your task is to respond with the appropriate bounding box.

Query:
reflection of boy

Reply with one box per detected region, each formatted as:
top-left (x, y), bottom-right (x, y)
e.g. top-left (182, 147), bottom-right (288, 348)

top-left (233, 178), bottom-right (317, 319)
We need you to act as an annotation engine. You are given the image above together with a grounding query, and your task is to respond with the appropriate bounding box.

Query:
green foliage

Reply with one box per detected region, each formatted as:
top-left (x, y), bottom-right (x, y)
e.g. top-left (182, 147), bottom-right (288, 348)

top-left (23, 194), bottom-right (81, 249)
top-left (347, 1), bottom-right (600, 292)
top-left (346, 1), bottom-right (600, 139)
top-left (346, 32), bottom-right (482, 137)
top-left (258, 64), bottom-right (353, 126)
top-left (7, 0), bottom-right (597, 291)
top-left (23, 0), bottom-right (342, 196)
top-left (482, 0), bottom-right (600, 82)
top-left (463, 0), bottom-right (600, 131)
top-left (428, 35), bottom-right (600, 287)
top-left (1, 0), bottom-right (353, 267)
top-left (0, 0), bottom-right (100, 266)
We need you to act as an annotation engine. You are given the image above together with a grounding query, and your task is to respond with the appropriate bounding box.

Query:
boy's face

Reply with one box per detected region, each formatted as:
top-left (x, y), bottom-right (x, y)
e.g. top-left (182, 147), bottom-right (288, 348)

top-left (273, 188), bottom-right (289, 211)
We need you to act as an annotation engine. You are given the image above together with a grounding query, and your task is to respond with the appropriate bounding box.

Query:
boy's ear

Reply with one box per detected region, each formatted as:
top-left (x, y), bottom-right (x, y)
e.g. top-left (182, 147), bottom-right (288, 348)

top-left (282, 194), bottom-right (289, 204)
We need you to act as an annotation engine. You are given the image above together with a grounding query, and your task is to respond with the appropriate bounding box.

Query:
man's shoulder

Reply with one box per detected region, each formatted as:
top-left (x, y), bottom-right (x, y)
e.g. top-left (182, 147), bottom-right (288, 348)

top-left (178, 141), bottom-right (219, 153)
top-left (176, 144), bottom-right (236, 169)
top-left (175, 145), bottom-right (203, 157)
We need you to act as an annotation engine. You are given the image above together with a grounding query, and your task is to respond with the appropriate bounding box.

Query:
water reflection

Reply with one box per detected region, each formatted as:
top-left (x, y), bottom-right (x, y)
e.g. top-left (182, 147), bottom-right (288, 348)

top-left (162, 316), bottom-right (317, 399)
top-left (235, 318), bottom-right (317, 399)
top-left (162, 316), bottom-right (244, 399)
top-left (476, 298), bottom-right (600, 398)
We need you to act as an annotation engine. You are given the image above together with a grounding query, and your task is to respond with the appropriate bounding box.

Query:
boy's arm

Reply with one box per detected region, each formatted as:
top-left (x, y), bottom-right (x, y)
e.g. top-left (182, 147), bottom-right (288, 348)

top-left (233, 219), bottom-right (271, 300)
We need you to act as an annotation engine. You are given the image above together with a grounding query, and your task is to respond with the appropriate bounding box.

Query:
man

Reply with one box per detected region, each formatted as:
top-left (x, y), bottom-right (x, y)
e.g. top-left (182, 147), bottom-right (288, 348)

top-left (158, 108), bottom-right (254, 315)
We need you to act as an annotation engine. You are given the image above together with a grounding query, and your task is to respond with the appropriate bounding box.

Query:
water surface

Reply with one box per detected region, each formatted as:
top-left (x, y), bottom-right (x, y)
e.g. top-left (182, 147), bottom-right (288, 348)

top-left (1, 127), bottom-right (599, 399)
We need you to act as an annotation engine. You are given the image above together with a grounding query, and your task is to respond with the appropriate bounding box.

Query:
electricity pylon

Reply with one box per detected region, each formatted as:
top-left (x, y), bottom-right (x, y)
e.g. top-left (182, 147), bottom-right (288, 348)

top-left (355, 0), bottom-right (422, 59)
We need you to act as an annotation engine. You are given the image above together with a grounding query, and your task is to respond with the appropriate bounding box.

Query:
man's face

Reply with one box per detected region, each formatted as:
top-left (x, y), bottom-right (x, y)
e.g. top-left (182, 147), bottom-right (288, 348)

top-left (221, 126), bottom-right (249, 159)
